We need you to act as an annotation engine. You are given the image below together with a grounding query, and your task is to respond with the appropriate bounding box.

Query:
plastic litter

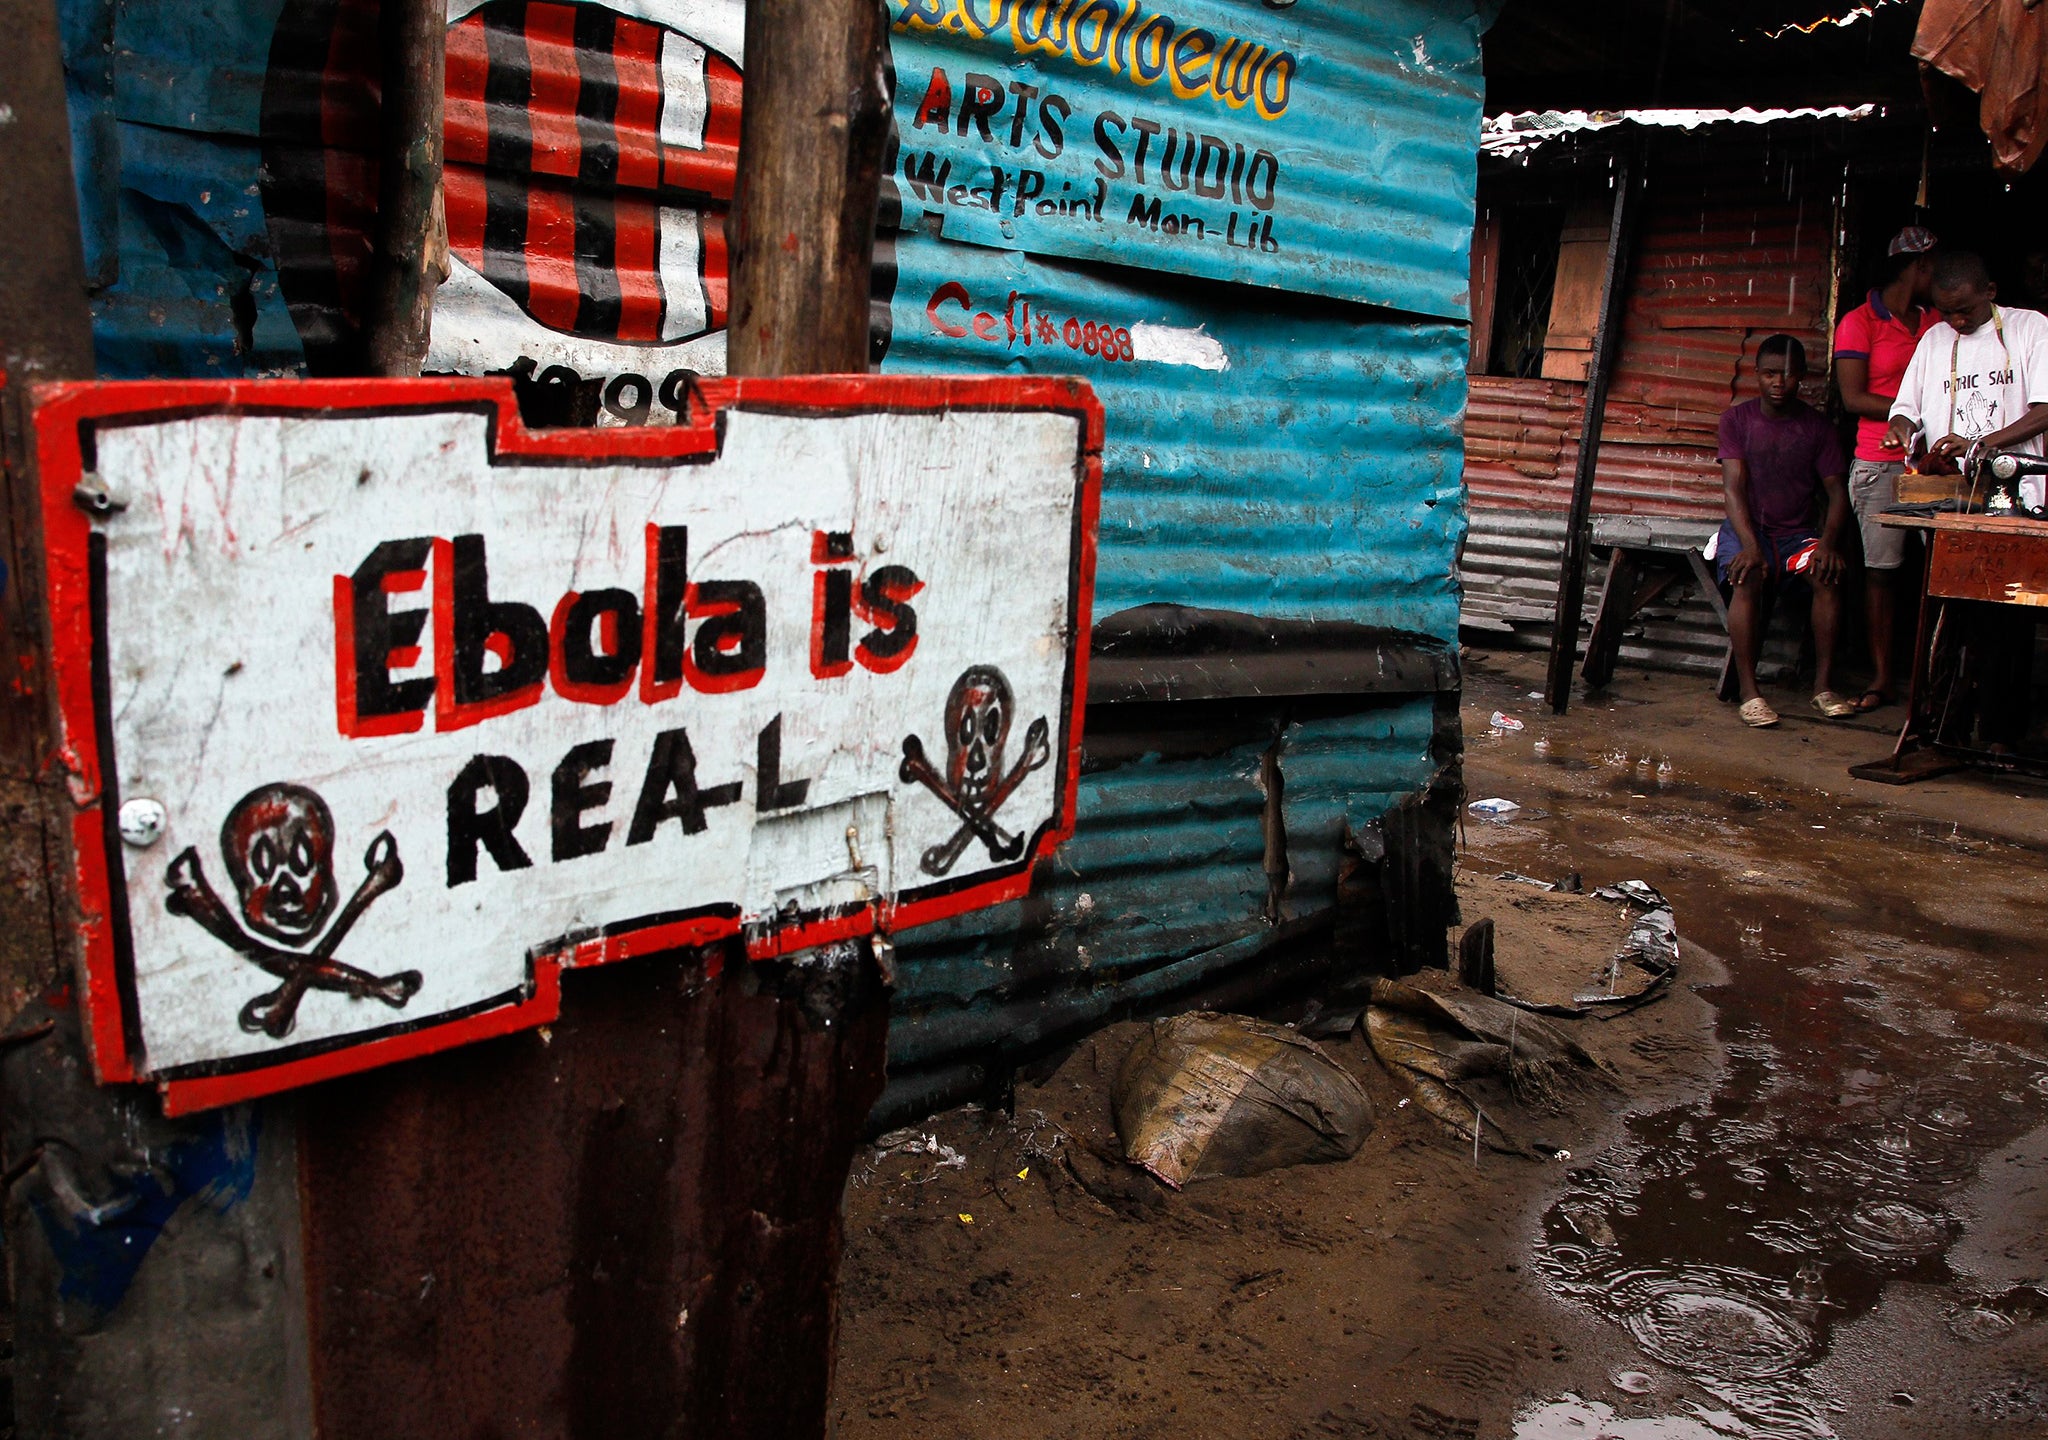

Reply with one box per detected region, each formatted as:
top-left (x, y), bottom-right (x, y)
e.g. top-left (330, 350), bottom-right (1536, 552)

top-left (1469, 797), bottom-right (1523, 819)
top-left (1114, 1012), bottom-right (1372, 1188)
top-left (872, 1129), bottom-right (968, 1179)
top-left (1593, 881), bottom-right (1680, 978)
top-left (1490, 711), bottom-right (1526, 732)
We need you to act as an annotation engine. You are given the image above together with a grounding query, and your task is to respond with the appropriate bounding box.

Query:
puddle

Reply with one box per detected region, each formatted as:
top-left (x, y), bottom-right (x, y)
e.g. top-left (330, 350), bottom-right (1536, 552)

top-left (1469, 720), bottom-right (2048, 1439)
top-left (1943, 1284), bottom-right (2048, 1344)
top-left (1513, 1394), bottom-right (1754, 1438)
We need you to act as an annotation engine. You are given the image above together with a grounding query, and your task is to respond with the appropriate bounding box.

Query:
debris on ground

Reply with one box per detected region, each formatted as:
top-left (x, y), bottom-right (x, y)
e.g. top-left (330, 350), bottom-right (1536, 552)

top-left (1459, 869), bottom-right (1681, 1019)
top-left (1574, 881), bottom-right (1681, 1015)
top-left (1296, 996), bottom-right (1365, 1040)
top-left (1113, 1011), bottom-right (1373, 1188)
top-left (1365, 977), bottom-right (1617, 1158)
top-left (1498, 870), bottom-right (1584, 894)
top-left (1469, 797), bottom-right (1524, 819)
top-left (870, 1128), bottom-right (968, 1180)
top-left (1458, 917), bottom-right (1497, 994)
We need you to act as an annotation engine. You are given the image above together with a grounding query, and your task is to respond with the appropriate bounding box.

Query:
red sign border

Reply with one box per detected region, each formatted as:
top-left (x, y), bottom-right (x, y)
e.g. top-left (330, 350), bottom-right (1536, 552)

top-left (30, 374), bottom-right (1103, 1115)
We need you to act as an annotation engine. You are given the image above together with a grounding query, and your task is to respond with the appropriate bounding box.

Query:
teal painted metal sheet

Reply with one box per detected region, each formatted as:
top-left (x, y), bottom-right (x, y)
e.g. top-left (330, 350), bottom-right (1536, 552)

top-left (871, 225), bottom-right (1469, 1099)
top-left (61, 0), bottom-right (309, 378)
top-left (885, 695), bottom-right (1441, 1074)
top-left (883, 0), bottom-right (1488, 320)
top-left (878, 232), bottom-right (1469, 637)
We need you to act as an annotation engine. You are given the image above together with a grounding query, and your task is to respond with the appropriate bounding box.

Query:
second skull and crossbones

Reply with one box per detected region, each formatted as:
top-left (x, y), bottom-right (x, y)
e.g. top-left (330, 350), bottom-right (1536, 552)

top-left (164, 783), bottom-right (421, 1039)
top-left (901, 665), bottom-right (1051, 876)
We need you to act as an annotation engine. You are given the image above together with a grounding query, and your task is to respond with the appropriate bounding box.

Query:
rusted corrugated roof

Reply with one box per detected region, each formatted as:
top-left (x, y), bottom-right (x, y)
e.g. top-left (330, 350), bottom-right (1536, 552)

top-left (1467, 158), bottom-right (1837, 523)
top-left (1484, 106), bottom-right (1879, 158)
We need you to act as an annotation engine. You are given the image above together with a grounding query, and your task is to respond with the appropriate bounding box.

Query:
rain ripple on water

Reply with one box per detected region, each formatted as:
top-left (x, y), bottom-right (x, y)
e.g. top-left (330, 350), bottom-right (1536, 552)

top-left (1600, 1266), bottom-right (1815, 1382)
top-left (1838, 1199), bottom-right (1951, 1265)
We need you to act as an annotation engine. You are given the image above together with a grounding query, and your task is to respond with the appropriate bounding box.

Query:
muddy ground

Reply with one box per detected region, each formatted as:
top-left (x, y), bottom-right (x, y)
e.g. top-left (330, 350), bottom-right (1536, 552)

top-left (831, 651), bottom-right (2048, 1439)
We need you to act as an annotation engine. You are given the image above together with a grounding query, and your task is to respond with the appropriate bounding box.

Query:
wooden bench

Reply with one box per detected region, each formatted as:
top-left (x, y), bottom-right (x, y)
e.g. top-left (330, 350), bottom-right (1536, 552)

top-left (1577, 515), bottom-right (1821, 698)
top-left (1578, 517), bottom-right (1726, 689)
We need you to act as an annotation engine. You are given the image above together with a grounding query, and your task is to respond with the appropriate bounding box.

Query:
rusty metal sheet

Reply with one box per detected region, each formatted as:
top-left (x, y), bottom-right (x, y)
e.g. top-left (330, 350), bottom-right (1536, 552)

top-left (296, 935), bottom-right (888, 1440)
top-left (1466, 157), bottom-right (1837, 524)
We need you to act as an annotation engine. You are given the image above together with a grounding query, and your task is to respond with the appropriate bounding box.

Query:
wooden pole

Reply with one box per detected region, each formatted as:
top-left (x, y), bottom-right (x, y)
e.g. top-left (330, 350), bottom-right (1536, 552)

top-left (296, 11), bottom-right (897, 1440)
top-left (0, 0), bottom-right (96, 1019)
top-left (362, 0), bottom-right (447, 377)
top-left (728, 0), bottom-right (892, 376)
top-left (1543, 142), bottom-right (1645, 715)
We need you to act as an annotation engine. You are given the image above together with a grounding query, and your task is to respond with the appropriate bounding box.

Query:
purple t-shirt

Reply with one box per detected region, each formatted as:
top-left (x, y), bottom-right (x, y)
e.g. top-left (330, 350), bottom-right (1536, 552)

top-left (1716, 399), bottom-right (1846, 538)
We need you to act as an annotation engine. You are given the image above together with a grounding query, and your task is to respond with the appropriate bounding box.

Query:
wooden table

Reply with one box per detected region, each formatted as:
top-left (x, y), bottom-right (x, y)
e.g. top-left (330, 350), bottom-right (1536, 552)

top-left (1853, 512), bottom-right (2048, 782)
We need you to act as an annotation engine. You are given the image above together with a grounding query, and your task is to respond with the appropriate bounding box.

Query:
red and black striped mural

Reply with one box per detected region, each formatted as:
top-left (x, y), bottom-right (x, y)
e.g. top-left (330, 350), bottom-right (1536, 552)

top-left (444, 0), bottom-right (737, 342)
top-left (261, 0), bottom-right (740, 374)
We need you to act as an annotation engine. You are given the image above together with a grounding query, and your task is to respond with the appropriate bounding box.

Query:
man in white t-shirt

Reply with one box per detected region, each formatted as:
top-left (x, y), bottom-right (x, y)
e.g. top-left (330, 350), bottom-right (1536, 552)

top-left (1887, 252), bottom-right (2048, 505)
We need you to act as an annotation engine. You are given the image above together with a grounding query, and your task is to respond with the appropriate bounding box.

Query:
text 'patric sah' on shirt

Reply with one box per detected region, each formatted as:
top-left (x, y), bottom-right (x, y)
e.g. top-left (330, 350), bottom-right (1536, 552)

top-left (1890, 305), bottom-right (2048, 457)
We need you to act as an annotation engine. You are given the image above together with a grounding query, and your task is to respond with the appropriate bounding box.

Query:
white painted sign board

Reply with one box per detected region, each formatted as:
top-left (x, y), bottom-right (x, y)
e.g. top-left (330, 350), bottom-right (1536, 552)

top-left (33, 376), bottom-right (1101, 1113)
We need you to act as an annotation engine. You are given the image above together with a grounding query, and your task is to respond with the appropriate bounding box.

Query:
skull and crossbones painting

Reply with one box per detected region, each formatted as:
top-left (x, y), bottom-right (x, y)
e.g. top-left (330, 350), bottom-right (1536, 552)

top-left (900, 665), bottom-right (1051, 876)
top-left (164, 783), bottom-right (421, 1040)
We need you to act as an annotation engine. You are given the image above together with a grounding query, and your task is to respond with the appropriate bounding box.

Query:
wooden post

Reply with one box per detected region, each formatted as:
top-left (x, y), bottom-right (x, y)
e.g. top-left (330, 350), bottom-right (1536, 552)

top-left (362, 0), bottom-right (447, 377)
top-left (1543, 142), bottom-right (1645, 715)
top-left (296, 10), bottom-right (899, 1440)
top-left (728, 0), bottom-right (892, 376)
top-left (0, 0), bottom-right (96, 1019)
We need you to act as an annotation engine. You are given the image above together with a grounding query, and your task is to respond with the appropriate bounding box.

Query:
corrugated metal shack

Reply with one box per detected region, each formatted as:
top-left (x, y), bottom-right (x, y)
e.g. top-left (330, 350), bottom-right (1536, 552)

top-left (1463, 3), bottom-right (2048, 679)
top-left (1462, 113), bottom-right (1860, 675)
top-left (55, 0), bottom-right (1491, 1122)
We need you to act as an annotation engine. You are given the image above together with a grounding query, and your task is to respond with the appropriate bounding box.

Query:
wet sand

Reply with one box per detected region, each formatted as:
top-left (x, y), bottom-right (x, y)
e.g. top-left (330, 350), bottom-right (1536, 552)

top-left (831, 652), bottom-right (2048, 1438)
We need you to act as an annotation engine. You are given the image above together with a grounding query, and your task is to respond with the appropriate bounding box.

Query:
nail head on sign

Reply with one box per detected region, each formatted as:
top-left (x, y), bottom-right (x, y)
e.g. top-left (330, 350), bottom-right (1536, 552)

top-left (118, 798), bottom-right (167, 848)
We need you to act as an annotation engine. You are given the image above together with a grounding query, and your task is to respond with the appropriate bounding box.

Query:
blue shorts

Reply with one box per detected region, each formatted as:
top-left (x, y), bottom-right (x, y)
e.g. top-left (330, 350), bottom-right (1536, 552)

top-left (1714, 524), bottom-right (1817, 586)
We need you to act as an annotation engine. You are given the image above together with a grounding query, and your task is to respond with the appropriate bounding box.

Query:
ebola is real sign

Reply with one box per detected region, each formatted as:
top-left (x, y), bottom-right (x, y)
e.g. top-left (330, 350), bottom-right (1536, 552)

top-left (33, 376), bottom-right (1100, 1112)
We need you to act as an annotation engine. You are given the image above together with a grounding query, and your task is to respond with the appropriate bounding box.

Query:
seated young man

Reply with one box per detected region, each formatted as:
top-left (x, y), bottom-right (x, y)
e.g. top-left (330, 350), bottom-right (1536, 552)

top-left (1714, 334), bottom-right (1852, 728)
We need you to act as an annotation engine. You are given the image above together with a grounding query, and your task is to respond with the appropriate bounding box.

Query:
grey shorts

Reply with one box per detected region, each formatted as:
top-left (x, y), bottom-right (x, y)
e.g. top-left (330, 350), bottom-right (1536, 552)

top-left (1849, 459), bottom-right (1908, 571)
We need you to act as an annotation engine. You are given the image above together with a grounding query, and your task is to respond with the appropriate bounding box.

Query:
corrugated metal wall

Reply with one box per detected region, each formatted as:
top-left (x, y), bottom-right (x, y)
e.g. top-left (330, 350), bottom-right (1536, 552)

top-left (56, 0), bottom-right (1490, 1117)
top-left (1461, 143), bottom-right (1841, 668)
top-left (869, 2), bottom-right (1485, 1109)
top-left (1467, 155), bottom-right (1836, 520)
top-left (874, 232), bottom-right (1469, 1108)
top-left (881, 237), bottom-right (1469, 631)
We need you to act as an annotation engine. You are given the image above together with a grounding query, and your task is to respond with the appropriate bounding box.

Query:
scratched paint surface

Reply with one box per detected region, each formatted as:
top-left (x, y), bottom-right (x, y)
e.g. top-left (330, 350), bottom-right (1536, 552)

top-left (883, 0), bottom-right (1488, 319)
top-left (81, 399), bottom-right (1086, 1082)
top-left (29, 1106), bottom-right (260, 1310)
top-left (881, 231), bottom-right (1469, 636)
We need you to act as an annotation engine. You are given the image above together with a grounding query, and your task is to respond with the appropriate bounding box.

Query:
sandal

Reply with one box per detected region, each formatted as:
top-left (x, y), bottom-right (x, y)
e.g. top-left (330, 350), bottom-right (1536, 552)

top-left (1739, 697), bottom-right (1780, 727)
top-left (1852, 689), bottom-right (1889, 714)
top-left (1812, 691), bottom-right (1857, 718)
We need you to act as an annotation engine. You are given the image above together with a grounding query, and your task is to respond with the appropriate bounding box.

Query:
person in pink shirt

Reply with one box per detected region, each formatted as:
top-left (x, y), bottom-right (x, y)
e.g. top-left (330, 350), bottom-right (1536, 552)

top-left (1832, 226), bottom-right (1938, 712)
